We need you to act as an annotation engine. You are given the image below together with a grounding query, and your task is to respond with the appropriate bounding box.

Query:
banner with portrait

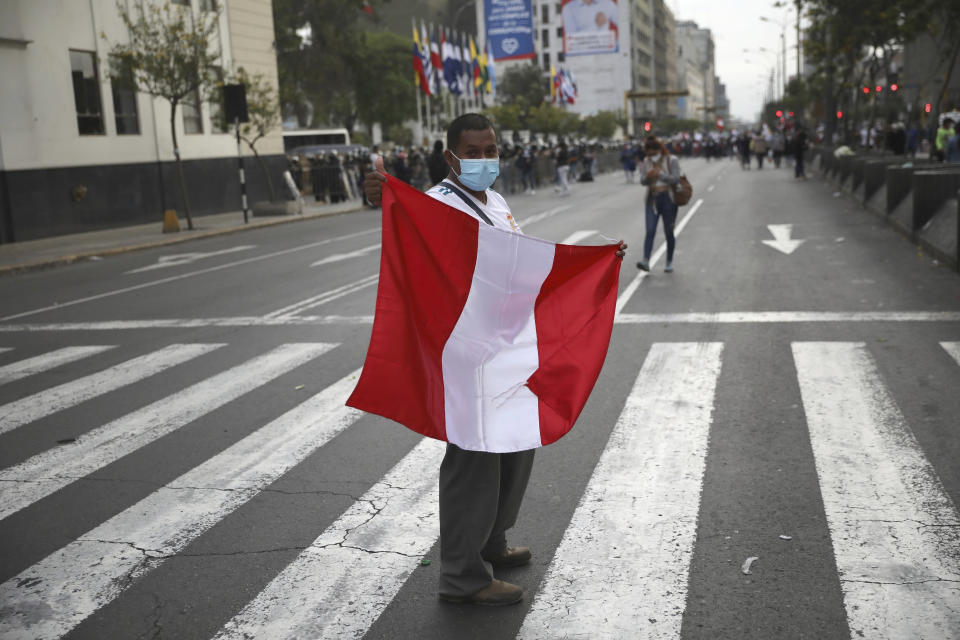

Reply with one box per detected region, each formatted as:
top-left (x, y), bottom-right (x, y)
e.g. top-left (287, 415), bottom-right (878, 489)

top-left (484, 0), bottom-right (535, 61)
top-left (561, 0), bottom-right (618, 56)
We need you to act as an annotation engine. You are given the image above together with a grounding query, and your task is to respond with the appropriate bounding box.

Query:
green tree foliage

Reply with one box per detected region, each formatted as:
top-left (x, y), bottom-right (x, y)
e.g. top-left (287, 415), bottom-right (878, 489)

top-left (498, 63), bottom-right (548, 111)
top-left (583, 111), bottom-right (620, 139)
top-left (652, 119), bottom-right (702, 135)
top-left (484, 104), bottom-right (524, 132)
top-left (107, 1), bottom-right (224, 229)
top-left (527, 103), bottom-right (581, 136)
top-left (272, 0), bottom-right (412, 133)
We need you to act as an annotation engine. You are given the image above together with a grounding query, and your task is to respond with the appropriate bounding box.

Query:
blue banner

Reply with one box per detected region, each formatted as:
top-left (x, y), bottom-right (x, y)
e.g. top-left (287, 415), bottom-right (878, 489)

top-left (484, 0), bottom-right (535, 61)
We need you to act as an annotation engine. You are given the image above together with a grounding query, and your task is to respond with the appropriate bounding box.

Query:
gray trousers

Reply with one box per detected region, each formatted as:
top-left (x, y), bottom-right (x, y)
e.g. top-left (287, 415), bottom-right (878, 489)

top-left (437, 443), bottom-right (535, 597)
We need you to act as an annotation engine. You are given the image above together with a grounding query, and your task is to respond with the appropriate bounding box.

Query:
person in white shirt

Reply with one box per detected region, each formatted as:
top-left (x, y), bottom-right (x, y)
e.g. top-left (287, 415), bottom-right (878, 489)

top-left (364, 113), bottom-right (625, 607)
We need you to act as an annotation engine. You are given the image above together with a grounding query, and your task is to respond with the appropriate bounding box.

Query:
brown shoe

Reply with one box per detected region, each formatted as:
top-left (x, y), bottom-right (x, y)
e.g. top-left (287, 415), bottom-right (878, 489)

top-left (439, 579), bottom-right (524, 606)
top-left (482, 546), bottom-right (532, 568)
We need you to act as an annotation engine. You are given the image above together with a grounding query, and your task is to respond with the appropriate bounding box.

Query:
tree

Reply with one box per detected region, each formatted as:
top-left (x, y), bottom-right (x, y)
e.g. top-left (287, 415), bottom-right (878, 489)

top-left (498, 63), bottom-right (548, 111)
top-left (107, 1), bottom-right (224, 230)
top-left (218, 68), bottom-right (283, 202)
top-left (583, 111), bottom-right (620, 139)
top-left (527, 103), bottom-right (581, 136)
top-left (484, 104), bottom-right (524, 132)
top-left (272, 0), bottom-right (395, 131)
top-left (353, 31), bottom-right (417, 137)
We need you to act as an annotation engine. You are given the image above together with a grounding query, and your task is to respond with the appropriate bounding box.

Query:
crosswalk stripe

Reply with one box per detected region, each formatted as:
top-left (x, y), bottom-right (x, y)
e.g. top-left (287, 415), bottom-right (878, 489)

top-left (942, 341), bottom-right (960, 366)
top-left (0, 346), bottom-right (115, 385)
top-left (792, 342), bottom-right (960, 640)
top-left (213, 438), bottom-right (447, 640)
top-left (518, 342), bottom-right (724, 640)
top-left (0, 366), bottom-right (361, 640)
top-left (0, 343), bottom-right (335, 522)
top-left (0, 343), bottom-right (222, 436)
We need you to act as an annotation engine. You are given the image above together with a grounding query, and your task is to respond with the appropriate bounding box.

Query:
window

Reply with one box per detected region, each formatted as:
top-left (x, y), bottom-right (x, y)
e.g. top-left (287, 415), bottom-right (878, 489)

top-left (110, 55), bottom-right (140, 135)
top-left (556, 26), bottom-right (562, 38)
top-left (198, 0), bottom-right (217, 10)
top-left (171, 0), bottom-right (190, 5)
top-left (542, 52), bottom-right (550, 70)
top-left (541, 4), bottom-right (548, 23)
top-left (558, 52), bottom-right (565, 62)
top-left (209, 72), bottom-right (228, 133)
top-left (542, 28), bottom-right (549, 48)
top-left (70, 50), bottom-right (104, 135)
top-left (182, 88), bottom-right (203, 134)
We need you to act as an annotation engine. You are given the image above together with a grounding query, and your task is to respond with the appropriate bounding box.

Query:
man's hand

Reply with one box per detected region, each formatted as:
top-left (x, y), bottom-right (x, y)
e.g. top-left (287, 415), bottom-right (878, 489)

top-left (363, 156), bottom-right (388, 206)
top-left (616, 240), bottom-right (627, 259)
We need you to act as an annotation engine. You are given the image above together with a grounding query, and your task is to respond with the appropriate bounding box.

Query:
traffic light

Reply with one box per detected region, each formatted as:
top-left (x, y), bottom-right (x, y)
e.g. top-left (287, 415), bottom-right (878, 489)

top-left (875, 85), bottom-right (883, 93)
top-left (863, 86), bottom-right (870, 94)
top-left (925, 103), bottom-right (932, 113)
top-left (788, 111), bottom-right (794, 117)
top-left (775, 109), bottom-right (783, 117)
top-left (643, 121), bottom-right (651, 132)
top-left (836, 110), bottom-right (843, 119)
top-left (890, 83), bottom-right (898, 92)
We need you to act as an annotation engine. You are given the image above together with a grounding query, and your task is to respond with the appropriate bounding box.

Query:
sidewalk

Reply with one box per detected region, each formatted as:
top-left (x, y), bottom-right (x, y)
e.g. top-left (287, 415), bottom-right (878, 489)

top-left (0, 198), bottom-right (367, 275)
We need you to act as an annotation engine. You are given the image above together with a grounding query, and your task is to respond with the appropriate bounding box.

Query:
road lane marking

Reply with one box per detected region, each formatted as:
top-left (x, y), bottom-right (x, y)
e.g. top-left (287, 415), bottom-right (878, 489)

top-left (792, 342), bottom-right (960, 639)
top-left (560, 230), bottom-right (598, 245)
top-left (0, 344), bottom-right (222, 436)
top-left (942, 342), bottom-right (960, 366)
top-left (125, 245), bottom-right (257, 274)
top-left (310, 243), bottom-right (381, 267)
top-left (0, 228), bottom-right (380, 322)
top-left (213, 438), bottom-right (446, 640)
top-left (0, 346), bottom-right (115, 385)
top-left (262, 275), bottom-right (379, 319)
top-left (0, 366), bottom-right (363, 640)
top-left (762, 224), bottom-right (805, 255)
top-left (518, 342), bottom-right (724, 639)
top-left (615, 198), bottom-right (704, 315)
top-left (0, 343), bottom-right (335, 521)
top-left (520, 204), bottom-right (573, 226)
top-left (3, 309), bottom-right (960, 331)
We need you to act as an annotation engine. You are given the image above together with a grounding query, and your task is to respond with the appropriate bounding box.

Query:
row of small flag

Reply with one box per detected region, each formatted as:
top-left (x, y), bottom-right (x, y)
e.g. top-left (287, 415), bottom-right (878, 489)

top-left (412, 22), bottom-right (494, 98)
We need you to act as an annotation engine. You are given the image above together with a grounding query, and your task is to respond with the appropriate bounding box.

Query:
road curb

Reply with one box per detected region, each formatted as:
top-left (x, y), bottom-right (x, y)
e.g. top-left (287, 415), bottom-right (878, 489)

top-left (0, 204), bottom-right (369, 277)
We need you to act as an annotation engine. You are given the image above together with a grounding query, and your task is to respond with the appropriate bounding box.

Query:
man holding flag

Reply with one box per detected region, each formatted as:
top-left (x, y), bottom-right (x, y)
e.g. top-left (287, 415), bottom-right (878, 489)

top-left (360, 114), bottom-right (626, 606)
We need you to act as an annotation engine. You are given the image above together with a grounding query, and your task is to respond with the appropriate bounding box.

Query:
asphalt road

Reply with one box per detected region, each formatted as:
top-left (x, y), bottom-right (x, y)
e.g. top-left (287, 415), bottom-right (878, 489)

top-left (1, 157), bottom-right (959, 640)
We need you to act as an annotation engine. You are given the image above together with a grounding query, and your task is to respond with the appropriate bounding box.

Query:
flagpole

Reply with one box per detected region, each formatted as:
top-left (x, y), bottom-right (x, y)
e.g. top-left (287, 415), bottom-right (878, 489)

top-left (412, 18), bottom-right (423, 144)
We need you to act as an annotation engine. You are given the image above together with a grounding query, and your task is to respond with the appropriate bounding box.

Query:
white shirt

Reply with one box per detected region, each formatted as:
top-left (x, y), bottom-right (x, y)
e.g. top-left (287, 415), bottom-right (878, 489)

top-left (562, 0), bottom-right (618, 33)
top-left (427, 183), bottom-right (522, 234)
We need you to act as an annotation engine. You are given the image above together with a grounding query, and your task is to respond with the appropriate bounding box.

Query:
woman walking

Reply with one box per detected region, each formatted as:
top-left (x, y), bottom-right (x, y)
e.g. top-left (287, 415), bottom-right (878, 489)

top-left (637, 136), bottom-right (682, 273)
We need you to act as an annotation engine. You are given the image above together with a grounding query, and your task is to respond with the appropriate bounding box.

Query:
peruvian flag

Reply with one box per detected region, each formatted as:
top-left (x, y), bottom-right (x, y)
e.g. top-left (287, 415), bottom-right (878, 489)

top-left (346, 177), bottom-right (621, 453)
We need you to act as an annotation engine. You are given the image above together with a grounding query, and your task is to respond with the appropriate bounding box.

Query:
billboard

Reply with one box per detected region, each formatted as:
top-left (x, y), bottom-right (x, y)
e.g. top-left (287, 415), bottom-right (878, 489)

top-left (484, 0), bottom-right (535, 61)
top-left (561, 0), bottom-right (618, 56)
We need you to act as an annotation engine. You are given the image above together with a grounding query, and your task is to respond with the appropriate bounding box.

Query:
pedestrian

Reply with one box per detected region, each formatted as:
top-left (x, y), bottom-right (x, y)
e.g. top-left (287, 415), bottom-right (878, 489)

top-left (793, 125), bottom-right (808, 179)
top-left (771, 130), bottom-right (785, 168)
top-left (752, 132), bottom-right (769, 169)
top-left (906, 123), bottom-right (919, 158)
top-left (520, 145), bottom-right (536, 194)
top-left (555, 141), bottom-right (570, 195)
top-left (426, 140), bottom-right (447, 186)
top-left (364, 112), bottom-right (628, 607)
top-left (935, 118), bottom-right (955, 162)
top-left (737, 133), bottom-right (751, 170)
top-left (637, 135), bottom-right (682, 273)
top-left (946, 126), bottom-right (960, 162)
top-left (621, 142), bottom-right (637, 183)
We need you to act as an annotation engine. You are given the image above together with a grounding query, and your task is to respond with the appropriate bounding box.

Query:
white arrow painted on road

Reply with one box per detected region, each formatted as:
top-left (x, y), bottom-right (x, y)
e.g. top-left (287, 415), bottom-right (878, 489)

top-left (310, 243), bottom-right (381, 267)
top-left (762, 224), bottom-right (804, 255)
top-left (126, 245), bottom-right (256, 274)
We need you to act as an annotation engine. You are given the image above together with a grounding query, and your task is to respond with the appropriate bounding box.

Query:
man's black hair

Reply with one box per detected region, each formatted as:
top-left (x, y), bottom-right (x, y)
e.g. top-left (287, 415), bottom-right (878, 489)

top-left (433, 139), bottom-right (444, 152)
top-left (447, 113), bottom-right (495, 150)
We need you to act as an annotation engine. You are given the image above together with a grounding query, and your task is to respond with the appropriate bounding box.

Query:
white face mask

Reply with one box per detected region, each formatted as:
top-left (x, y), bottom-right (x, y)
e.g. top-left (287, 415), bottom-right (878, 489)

top-left (650, 153), bottom-right (661, 162)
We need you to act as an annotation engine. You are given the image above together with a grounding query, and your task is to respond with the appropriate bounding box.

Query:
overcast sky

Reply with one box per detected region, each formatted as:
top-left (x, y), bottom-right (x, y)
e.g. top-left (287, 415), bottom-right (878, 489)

top-left (672, 0), bottom-right (801, 121)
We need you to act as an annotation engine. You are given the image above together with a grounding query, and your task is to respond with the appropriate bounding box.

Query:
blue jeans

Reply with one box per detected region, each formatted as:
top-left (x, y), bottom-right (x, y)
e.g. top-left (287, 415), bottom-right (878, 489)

top-left (643, 191), bottom-right (677, 262)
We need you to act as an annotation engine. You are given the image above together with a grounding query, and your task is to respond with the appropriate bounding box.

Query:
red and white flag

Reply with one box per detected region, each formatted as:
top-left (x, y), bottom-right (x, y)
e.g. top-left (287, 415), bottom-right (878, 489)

top-left (346, 177), bottom-right (621, 453)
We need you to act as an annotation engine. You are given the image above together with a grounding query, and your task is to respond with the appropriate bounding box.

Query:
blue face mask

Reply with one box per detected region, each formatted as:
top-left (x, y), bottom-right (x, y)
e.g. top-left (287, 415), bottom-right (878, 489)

top-left (451, 152), bottom-right (500, 191)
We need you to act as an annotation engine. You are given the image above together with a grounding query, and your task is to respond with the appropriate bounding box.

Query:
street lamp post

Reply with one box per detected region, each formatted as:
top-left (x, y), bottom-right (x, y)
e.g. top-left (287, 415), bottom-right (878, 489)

top-left (759, 16), bottom-right (788, 99)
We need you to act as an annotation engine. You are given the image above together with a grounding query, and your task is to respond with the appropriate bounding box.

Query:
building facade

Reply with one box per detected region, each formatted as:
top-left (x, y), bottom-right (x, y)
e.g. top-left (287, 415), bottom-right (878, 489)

top-left (0, 0), bottom-right (283, 243)
top-left (650, 0), bottom-right (678, 119)
top-left (675, 20), bottom-right (716, 124)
